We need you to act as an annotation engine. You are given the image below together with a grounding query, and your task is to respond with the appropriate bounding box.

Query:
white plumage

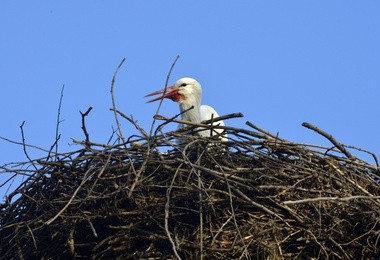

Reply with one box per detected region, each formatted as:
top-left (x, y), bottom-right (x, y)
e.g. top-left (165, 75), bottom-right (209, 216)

top-left (146, 77), bottom-right (227, 141)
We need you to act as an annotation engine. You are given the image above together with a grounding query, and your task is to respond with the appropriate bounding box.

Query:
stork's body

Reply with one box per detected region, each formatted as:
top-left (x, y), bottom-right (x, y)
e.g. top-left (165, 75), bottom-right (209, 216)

top-left (146, 77), bottom-right (227, 141)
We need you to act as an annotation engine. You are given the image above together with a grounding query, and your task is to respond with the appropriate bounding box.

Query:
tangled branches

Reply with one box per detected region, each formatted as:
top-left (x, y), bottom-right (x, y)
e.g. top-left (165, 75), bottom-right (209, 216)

top-left (1, 114), bottom-right (379, 259)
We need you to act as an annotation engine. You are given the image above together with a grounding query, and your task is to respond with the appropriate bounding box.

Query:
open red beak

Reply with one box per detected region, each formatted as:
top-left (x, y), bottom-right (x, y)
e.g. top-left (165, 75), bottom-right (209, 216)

top-left (145, 86), bottom-right (178, 103)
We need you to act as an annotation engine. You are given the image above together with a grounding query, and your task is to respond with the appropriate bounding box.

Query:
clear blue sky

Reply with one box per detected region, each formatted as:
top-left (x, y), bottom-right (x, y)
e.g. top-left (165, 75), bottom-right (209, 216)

top-left (1, 1), bottom-right (379, 199)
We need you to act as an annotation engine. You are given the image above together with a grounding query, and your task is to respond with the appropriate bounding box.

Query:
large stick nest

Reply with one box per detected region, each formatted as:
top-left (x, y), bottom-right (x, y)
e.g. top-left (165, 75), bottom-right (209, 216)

top-left (1, 114), bottom-right (379, 259)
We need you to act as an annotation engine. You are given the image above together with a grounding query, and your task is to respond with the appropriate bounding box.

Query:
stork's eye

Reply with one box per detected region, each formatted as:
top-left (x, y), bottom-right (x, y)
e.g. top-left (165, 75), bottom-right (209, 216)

top-left (180, 83), bottom-right (187, 87)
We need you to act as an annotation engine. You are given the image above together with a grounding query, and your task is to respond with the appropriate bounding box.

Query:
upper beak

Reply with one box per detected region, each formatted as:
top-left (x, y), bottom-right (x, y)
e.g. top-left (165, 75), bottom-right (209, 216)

top-left (145, 86), bottom-right (178, 103)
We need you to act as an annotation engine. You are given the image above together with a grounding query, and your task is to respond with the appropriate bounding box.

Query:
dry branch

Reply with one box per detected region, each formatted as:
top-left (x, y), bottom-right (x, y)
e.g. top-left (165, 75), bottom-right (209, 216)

top-left (80, 107), bottom-right (92, 144)
top-left (110, 58), bottom-right (127, 144)
top-left (302, 122), bottom-right (353, 158)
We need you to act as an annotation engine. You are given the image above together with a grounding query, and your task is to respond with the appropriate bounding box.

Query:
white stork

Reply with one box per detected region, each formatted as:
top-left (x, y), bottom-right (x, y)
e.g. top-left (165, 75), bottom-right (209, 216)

top-left (145, 77), bottom-right (227, 141)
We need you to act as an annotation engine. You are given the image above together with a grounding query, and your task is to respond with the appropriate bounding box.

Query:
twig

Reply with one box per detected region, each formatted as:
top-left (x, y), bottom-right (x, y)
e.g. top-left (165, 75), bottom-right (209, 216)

top-left (87, 218), bottom-right (98, 238)
top-left (0, 173), bottom-right (17, 189)
top-left (110, 58), bottom-right (127, 144)
top-left (154, 112), bottom-right (243, 127)
top-left (302, 122), bottom-right (353, 159)
top-left (26, 224), bottom-right (37, 249)
top-left (111, 108), bottom-right (148, 139)
top-left (154, 113), bottom-right (265, 140)
top-left (0, 136), bottom-right (51, 153)
top-left (211, 215), bottom-right (233, 245)
top-left (149, 55), bottom-right (180, 137)
top-left (344, 144), bottom-right (379, 168)
top-left (202, 112), bottom-right (244, 124)
top-left (80, 107), bottom-right (93, 145)
top-left (19, 121), bottom-right (37, 170)
top-left (54, 85), bottom-right (65, 159)
top-left (246, 121), bottom-right (284, 140)
top-left (106, 126), bottom-right (118, 145)
top-left (283, 195), bottom-right (380, 205)
top-left (153, 106), bottom-right (194, 138)
top-left (46, 85), bottom-right (65, 161)
top-left (47, 135), bottom-right (61, 162)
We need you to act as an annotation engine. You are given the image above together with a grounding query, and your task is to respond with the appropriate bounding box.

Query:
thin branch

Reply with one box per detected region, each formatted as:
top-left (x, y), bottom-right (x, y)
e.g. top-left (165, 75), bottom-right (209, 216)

top-left (0, 136), bottom-right (51, 153)
top-left (246, 121), bottom-right (285, 141)
top-left (55, 85), bottom-right (65, 158)
top-left (153, 106), bottom-right (195, 138)
top-left (154, 113), bottom-right (266, 140)
top-left (80, 107), bottom-right (93, 145)
top-left (47, 134), bottom-right (61, 162)
top-left (110, 58), bottom-right (127, 144)
top-left (19, 121), bottom-right (37, 170)
top-left (154, 112), bottom-right (243, 130)
top-left (302, 122), bottom-right (353, 159)
top-left (344, 144), bottom-right (379, 168)
top-left (283, 195), bottom-right (380, 205)
top-left (46, 84), bottom-right (65, 161)
top-left (110, 108), bottom-right (148, 139)
top-left (149, 55), bottom-right (180, 137)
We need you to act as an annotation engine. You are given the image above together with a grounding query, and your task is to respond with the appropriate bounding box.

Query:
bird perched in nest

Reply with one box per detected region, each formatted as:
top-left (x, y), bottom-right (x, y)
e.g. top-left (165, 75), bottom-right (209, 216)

top-left (145, 77), bottom-right (227, 142)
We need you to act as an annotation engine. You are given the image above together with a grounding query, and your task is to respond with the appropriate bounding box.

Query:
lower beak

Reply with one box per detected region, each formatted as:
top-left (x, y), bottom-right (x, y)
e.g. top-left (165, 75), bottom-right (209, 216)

top-left (145, 86), bottom-right (178, 103)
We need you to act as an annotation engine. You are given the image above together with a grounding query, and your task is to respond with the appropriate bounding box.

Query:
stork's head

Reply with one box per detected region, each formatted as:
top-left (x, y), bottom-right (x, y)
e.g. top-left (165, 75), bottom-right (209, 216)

top-left (145, 77), bottom-right (202, 106)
